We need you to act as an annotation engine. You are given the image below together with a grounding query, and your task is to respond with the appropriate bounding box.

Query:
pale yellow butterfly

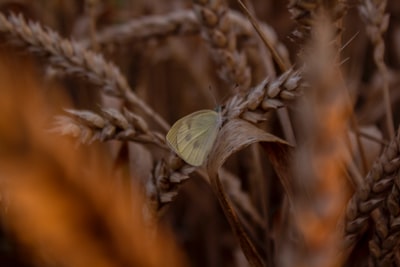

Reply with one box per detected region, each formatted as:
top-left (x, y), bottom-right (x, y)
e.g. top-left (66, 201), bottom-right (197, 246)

top-left (166, 109), bottom-right (223, 166)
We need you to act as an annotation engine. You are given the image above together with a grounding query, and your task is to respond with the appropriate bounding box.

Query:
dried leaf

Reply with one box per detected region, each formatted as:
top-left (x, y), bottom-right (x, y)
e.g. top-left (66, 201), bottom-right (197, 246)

top-left (205, 118), bottom-right (291, 267)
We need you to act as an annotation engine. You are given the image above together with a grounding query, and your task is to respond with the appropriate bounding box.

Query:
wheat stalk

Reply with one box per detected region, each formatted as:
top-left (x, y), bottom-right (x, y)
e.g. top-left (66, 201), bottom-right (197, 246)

top-left (0, 12), bottom-right (170, 131)
top-left (82, 9), bottom-right (287, 60)
top-left (343, 129), bottom-right (400, 255)
top-left (368, 199), bottom-right (400, 266)
top-left (367, 166), bottom-right (400, 266)
top-left (359, 0), bottom-right (394, 139)
top-left (55, 109), bottom-right (265, 229)
top-left (278, 15), bottom-right (350, 267)
top-left (51, 108), bottom-right (198, 217)
top-left (223, 68), bottom-right (305, 122)
top-left (51, 108), bottom-right (166, 147)
top-left (51, 108), bottom-right (194, 217)
top-left (81, 10), bottom-right (199, 46)
top-left (56, 68), bottom-right (304, 225)
top-left (192, 0), bottom-right (251, 92)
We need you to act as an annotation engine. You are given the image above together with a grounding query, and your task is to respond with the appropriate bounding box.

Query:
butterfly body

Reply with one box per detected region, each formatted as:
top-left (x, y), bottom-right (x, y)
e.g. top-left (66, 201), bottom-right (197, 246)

top-left (166, 109), bottom-right (222, 166)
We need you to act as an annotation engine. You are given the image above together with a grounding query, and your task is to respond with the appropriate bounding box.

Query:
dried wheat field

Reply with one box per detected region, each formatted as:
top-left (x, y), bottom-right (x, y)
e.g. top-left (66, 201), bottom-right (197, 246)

top-left (0, 0), bottom-right (399, 266)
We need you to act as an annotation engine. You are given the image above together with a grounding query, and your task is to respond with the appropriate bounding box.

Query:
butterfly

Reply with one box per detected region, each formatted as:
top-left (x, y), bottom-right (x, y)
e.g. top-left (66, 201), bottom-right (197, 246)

top-left (166, 109), bottom-right (223, 166)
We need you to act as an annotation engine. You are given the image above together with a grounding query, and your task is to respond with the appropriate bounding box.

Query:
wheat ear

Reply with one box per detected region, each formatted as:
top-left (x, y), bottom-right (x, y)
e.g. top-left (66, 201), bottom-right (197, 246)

top-left (343, 129), bottom-right (400, 253)
top-left (0, 12), bottom-right (169, 131)
top-left (359, 0), bottom-right (394, 138)
top-left (192, 0), bottom-right (251, 92)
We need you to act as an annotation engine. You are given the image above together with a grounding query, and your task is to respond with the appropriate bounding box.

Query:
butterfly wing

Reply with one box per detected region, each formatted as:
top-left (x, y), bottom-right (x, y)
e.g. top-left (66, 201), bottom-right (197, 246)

top-left (166, 110), bottom-right (220, 166)
top-left (177, 110), bottom-right (220, 166)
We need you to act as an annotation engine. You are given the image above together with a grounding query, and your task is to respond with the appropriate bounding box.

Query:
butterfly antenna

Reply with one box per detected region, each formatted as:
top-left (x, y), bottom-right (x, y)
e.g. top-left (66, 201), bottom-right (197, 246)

top-left (208, 84), bottom-right (219, 107)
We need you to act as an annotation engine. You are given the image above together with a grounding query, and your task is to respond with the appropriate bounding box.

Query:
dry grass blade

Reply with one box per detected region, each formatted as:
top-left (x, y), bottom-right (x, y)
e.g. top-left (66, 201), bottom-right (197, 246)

top-left (0, 12), bottom-right (169, 131)
top-left (220, 169), bottom-right (265, 229)
top-left (236, 0), bottom-right (288, 72)
top-left (207, 118), bottom-right (290, 266)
